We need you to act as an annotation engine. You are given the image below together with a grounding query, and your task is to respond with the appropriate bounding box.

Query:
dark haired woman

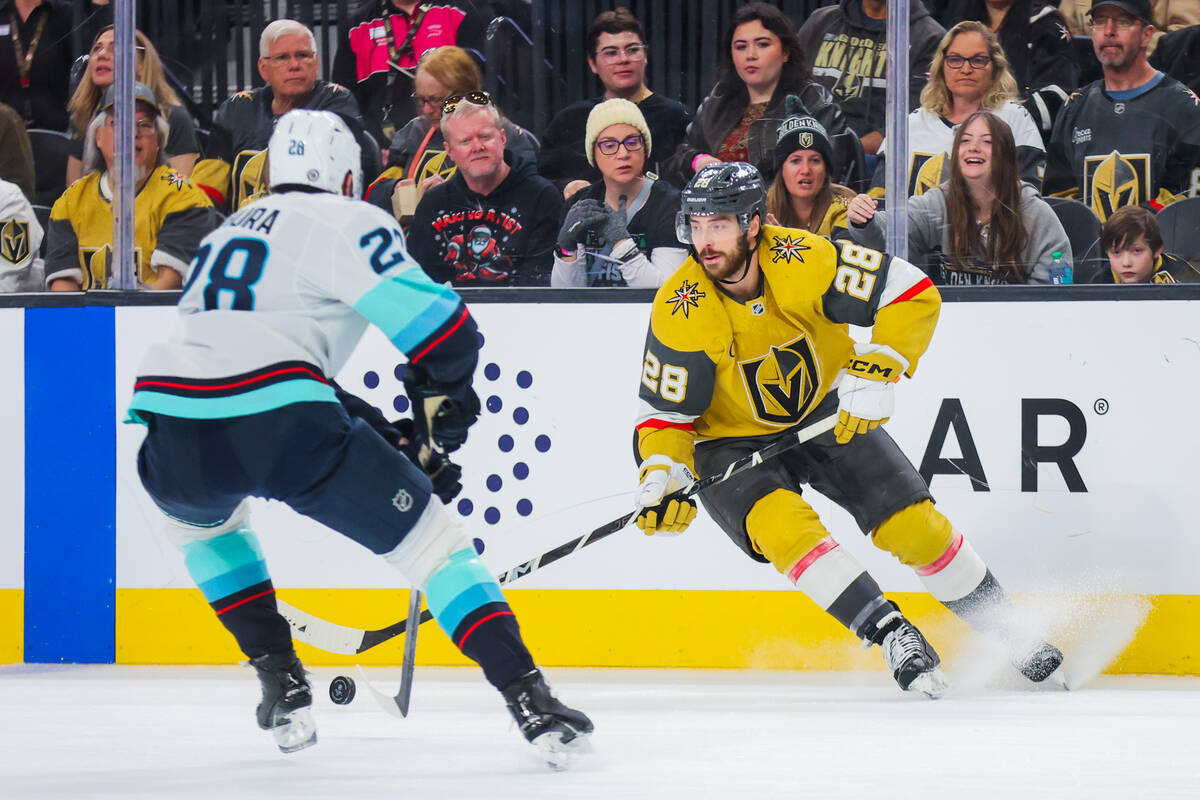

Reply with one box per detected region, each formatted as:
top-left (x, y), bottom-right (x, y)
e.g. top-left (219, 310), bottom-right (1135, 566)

top-left (665, 2), bottom-right (844, 186)
top-left (847, 110), bottom-right (1068, 284)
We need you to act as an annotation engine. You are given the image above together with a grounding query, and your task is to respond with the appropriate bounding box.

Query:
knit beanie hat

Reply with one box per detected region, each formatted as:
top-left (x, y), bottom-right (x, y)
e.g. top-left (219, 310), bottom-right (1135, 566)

top-left (585, 97), bottom-right (652, 167)
top-left (774, 94), bottom-right (833, 173)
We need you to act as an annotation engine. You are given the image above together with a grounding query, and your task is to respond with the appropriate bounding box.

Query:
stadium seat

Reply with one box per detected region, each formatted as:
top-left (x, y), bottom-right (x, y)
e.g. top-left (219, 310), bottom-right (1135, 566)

top-left (26, 129), bottom-right (75, 207)
top-left (194, 128), bottom-right (210, 159)
top-left (31, 204), bottom-right (50, 257)
top-left (830, 128), bottom-right (867, 194)
top-left (1044, 197), bottom-right (1102, 277)
top-left (1076, 238), bottom-right (1110, 284)
top-left (1157, 197), bottom-right (1200, 267)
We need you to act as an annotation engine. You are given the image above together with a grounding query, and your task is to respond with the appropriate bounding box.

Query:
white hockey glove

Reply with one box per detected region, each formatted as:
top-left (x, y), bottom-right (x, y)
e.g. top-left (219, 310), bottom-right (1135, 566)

top-left (635, 455), bottom-right (698, 536)
top-left (835, 344), bottom-right (909, 444)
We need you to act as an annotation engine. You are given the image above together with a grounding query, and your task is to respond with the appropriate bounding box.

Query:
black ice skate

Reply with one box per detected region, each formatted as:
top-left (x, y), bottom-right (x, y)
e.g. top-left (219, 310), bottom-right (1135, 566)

top-left (875, 614), bottom-right (950, 699)
top-left (501, 669), bottom-right (593, 769)
top-left (1011, 640), bottom-right (1067, 687)
top-left (251, 651), bottom-right (317, 753)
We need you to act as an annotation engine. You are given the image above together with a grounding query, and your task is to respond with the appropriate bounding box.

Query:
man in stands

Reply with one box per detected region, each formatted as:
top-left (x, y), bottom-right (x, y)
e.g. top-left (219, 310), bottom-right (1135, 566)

top-left (192, 19), bottom-right (379, 212)
top-left (1045, 0), bottom-right (1200, 221)
top-left (537, 8), bottom-right (692, 195)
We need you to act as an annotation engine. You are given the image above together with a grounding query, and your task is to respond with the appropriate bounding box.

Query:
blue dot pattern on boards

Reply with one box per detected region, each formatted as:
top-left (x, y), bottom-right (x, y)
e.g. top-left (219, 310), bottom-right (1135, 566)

top-left (363, 371), bottom-right (379, 389)
top-left (484, 363), bottom-right (501, 381)
top-left (457, 498), bottom-right (474, 516)
top-left (474, 331), bottom-right (485, 347)
top-left (498, 434), bottom-right (514, 452)
top-left (487, 395), bottom-right (503, 413)
top-left (517, 370), bottom-right (533, 388)
top-left (516, 499), bottom-right (533, 516)
top-left (485, 507), bottom-right (501, 525)
top-left (513, 462), bottom-right (529, 480)
top-left (472, 537), bottom-right (485, 555)
top-left (513, 407), bottom-right (529, 425)
top-left (393, 395), bottom-right (410, 413)
top-left (486, 474), bottom-right (503, 492)
top-left (535, 435), bottom-right (551, 452)
top-left (393, 363), bottom-right (405, 381)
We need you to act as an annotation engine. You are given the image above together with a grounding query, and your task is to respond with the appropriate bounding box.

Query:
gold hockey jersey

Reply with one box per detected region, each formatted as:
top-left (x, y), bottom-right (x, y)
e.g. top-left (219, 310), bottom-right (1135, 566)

top-left (635, 224), bottom-right (940, 469)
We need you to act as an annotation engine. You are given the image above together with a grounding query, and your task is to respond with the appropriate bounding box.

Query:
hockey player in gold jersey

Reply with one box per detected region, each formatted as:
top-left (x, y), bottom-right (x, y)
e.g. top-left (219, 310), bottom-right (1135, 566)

top-left (633, 162), bottom-right (1064, 696)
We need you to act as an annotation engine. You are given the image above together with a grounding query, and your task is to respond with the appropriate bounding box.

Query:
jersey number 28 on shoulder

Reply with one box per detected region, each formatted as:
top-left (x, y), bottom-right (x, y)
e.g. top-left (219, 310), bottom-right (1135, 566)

top-left (642, 350), bottom-right (688, 402)
top-left (833, 241), bottom-right (883, 301)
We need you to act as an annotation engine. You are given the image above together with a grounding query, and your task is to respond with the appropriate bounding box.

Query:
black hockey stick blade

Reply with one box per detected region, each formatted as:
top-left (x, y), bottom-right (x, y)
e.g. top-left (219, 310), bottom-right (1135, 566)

top-left (395, 588), bottom-right (423, 716)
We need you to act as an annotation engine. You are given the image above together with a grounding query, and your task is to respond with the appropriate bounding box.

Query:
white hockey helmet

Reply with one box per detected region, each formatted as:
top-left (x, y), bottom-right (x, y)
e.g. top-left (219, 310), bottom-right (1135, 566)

top-left (267, 109), bottom-right (362, 198)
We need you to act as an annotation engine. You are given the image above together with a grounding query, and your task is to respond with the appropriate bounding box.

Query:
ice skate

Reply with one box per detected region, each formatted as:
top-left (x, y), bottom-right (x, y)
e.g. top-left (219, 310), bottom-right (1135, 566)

top-left (501, 669), bottom-right (593, 770)
top-left (1011, 640), bottom-right (1067, 688)
top-left (251, 651), bottom-right (317, 753)
top-left (878, 617), bottom-right (950, 699)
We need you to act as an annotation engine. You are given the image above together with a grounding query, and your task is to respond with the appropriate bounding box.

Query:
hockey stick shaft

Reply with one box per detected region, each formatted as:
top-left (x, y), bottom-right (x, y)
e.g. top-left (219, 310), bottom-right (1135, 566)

top-left (281, 413), bottom-right (838, 654)
top-left (394, 588), bottom-right (422, 715)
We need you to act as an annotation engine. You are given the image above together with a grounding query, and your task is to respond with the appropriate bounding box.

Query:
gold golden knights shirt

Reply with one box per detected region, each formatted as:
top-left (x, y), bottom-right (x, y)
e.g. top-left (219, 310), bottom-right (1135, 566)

top-left (44, 165), bottom-right (215, 289)
top-left (635, 225), bottom-right (940, 469)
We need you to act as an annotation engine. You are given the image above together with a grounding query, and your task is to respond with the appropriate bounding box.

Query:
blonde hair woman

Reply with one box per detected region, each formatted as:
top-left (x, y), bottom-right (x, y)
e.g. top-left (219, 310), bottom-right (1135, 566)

top-left (66, 26), bottom-right (200, 184)
top-left (871, 21), bottom-right (1045, 196)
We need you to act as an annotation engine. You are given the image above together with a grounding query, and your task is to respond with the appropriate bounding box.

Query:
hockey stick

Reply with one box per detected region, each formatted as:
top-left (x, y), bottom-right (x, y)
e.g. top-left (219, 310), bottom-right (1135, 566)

top-left (395, 588), bottom-right (423, 715)
top-left (279, 413), bottom-right (839, 655)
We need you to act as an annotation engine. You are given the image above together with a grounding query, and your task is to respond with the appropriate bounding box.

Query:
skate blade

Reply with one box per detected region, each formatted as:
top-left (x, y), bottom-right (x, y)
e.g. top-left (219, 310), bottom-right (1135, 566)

top-left (908, 667), bottom-right (951, 700)
top-left (532, 730), bottom-right (591, 771)
top-left (1047, 666), bottom-right (1070, 691)
top-left (272, 708), bottom-right (318, 753)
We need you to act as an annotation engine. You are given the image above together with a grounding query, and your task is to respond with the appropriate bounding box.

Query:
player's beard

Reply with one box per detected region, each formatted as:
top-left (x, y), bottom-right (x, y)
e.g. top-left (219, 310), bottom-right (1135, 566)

top-left (698, 234), bottom-right (754, 284)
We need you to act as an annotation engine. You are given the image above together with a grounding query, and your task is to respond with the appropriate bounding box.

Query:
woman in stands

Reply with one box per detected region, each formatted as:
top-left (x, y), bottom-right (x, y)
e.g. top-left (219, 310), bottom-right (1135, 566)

top-left (664, 1), bottom-right (844, 186)
top-left (373, 46), bottom-right (538, 216)
top-left (871, 21), bottom-right (1045, 197)
top-left (765, 95), bottom-right (855, 239)
top-left (847, 110), bottom-right (1069, 285)
top-left (66, 26), bottom-right (200, 184)
top-left (551, 98), bottom-right (685, 288)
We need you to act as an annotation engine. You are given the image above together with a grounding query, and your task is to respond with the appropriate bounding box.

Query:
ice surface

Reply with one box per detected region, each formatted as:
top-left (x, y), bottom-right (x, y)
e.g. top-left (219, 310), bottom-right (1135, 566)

top-left (1, 665), bottom-right (1197, 799)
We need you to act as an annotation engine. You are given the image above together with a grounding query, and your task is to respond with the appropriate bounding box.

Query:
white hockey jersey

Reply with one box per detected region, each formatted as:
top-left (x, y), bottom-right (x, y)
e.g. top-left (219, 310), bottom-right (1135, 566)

top-left (129, 191), bottom-right (465, 421)
top-left (875, 102), bottom-right (1046, 195)
top-left (0, 179), bottom-right (44, 293)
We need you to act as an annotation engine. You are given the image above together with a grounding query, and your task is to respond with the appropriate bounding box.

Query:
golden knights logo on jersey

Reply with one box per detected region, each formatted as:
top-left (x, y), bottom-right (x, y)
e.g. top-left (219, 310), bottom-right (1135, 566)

top-left (1083, 151), bottom-right (1151, 221)
top-left (0, 219), bottom-right (31, 265)
top-left (739, 333), bottom-right (820, 426)
top-left (232, 149), bottom-right (269, 210)
top-left (909, 152), bottom-right (946, 196)
top-left (79, 245), bottom-right (144, 289)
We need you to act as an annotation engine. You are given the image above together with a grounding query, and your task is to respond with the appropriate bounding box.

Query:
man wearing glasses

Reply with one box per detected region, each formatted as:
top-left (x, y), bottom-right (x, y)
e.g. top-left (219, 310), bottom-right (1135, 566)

top-left (192, 19), bottom-right (379, 213)
top-left (538, 8), bottom-right (691, 196)
top-left (1045, 0), bottom-right (1200, 221)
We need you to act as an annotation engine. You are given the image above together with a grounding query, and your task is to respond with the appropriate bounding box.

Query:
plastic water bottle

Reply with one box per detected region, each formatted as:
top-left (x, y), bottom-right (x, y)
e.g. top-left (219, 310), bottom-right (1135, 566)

top-left (1048, 251), bottom-right (1073, 285)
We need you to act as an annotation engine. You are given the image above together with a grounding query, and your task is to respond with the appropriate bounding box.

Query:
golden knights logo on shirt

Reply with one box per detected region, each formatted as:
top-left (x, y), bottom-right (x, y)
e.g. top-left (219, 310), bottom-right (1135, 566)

top-left (0, 219), bottom-right (31, 264)
top-left (738, 333), bottom-right (820, 426)
top-left (909, 152), bottom-right (946, 196)
top-left (79, 245), bottom-right (145, 289)
top-left (232, 149), bottom-right (269, 210)
top-left (1083, 151), bottom-right (1151, 221)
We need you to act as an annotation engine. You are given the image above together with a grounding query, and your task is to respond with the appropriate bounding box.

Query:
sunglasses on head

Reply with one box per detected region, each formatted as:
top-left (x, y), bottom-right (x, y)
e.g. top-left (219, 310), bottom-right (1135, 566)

top-left (442, 91), bottom-right (493, 115)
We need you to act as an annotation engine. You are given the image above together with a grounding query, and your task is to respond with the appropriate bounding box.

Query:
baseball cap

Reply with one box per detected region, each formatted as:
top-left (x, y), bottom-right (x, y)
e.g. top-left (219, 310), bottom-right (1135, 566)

top-left (100, 81), bottom-right (162, 116)
top-left (1089, 0), bottom-right (1152, 23)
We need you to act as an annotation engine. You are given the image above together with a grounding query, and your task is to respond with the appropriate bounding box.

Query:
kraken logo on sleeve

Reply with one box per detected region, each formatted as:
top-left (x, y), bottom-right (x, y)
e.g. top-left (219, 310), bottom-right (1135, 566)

top-left (0, 219), bottom-right (30, 265)
top-left (1083, 151), bottom-right (1150, 222)
top-left (739, 334), bottom-right (820, 426)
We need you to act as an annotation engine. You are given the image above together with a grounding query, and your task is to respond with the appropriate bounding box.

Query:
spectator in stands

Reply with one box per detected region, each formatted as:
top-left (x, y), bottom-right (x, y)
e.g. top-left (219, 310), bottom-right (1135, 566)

top-left (44, 82), bottom-right (214, 291)
top-left (1149, 23), bottom-right (1200, 93)
top-left (406, 94), bottom-right (561, 285)
top-left (539, 8), bottom-right (692, 196)
top-left (332, 0), bottom-right (486, 148)
top-left (192, 19), bottom-right (379, 213)
top-left (551, 98), bottom-right (686, 287)
top-left (666, 2), bottom-right (845, 187)
top-left (936, 1), bottom-right (1078, 137)
top-left (1060, 0), bottom-right (1199, 47)
top-left (1045, 0), bottom-right (1200, 221)
top-left (847, 110), bottom-right (1070, 284)
top-left (1095, 203), bottom-right (1200, 281)
top-left (764, 95), bottom-right (855, 239)
top-left (0, 0), bottom-right (79, 131)
top-left (66, 26), bottom-right (200, 186)
top-left (871, 21), bottom-right (1046, 197)
top-left (370, 50), bottom-right (538, 219)
top-left (797, 0), bottom-right (945, 156)
top-left (0, 175), bottom-right (43, 291)
top-left (0, 100), bottom-right (34, 200)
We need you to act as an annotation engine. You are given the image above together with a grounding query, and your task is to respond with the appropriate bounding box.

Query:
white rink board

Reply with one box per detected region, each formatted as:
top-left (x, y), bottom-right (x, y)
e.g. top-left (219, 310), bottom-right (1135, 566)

top-left (115, 300), bottom-right (1200, 594)
top-left (0, 309), bottom-right (22, 590)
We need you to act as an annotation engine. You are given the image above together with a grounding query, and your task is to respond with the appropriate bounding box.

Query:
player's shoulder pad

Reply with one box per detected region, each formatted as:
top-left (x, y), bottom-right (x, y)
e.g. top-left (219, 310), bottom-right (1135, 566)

top-left (758, 223), bottom-right (838, 294)
top-left (649, 258), bottom-right (731, 358)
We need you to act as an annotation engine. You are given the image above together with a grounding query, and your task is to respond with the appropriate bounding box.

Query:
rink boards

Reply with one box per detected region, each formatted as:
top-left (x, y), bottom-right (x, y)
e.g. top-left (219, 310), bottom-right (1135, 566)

top-left (5, 297), bottom-right (1200, 673)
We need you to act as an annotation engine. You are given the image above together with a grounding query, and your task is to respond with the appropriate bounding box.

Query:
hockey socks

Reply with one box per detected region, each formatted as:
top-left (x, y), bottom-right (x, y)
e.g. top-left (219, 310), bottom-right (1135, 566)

top-left (787, 537), bottom-right (898, 642)
top-left (179, 528), bottom-right (291, 658)
top-left (425, 548), bottom-right (535, 689)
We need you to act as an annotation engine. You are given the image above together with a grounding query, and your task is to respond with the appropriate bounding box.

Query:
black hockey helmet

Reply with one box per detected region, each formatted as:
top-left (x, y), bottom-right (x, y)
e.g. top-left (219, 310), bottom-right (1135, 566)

top-left (675, 161), bottom-right (767, 244)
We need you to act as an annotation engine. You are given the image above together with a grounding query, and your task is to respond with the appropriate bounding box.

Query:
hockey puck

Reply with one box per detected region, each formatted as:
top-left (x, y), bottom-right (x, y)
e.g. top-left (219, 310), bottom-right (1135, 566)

top-left (329, 675), bottom-right (356, 705)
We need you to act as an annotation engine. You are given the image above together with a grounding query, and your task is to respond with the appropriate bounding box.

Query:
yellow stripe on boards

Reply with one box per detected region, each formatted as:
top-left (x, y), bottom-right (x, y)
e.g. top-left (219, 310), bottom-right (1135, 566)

top-left (0, 589), bottom-right (22, 664)
top-left (111, 588), bottom-right (1200, 674)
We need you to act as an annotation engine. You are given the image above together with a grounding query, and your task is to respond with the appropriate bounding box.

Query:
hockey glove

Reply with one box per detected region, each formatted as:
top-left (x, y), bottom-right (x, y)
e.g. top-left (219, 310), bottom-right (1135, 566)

top-left (635, 455), bottom-right (698, 536)
top-left (405, 382), bottom-right (481, 455)
top-left (557, 199), bottom-right (611, 253)
top-left (835, 344), bottom-right (909, 444)
top-left (394, 418), bottom-right (464, 503)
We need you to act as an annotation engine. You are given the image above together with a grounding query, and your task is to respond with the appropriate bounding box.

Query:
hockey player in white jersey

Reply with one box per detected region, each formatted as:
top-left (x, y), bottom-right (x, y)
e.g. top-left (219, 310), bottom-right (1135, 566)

top-left (128, 110), bottom-right (591, 761)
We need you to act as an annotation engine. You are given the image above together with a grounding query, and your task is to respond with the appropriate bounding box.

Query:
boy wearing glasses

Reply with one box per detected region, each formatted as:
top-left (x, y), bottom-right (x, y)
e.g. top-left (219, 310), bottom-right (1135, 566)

top-left (1045, 0), bottom-right (1200, 221)
top-left (538, 8), bottom-right (691, 195)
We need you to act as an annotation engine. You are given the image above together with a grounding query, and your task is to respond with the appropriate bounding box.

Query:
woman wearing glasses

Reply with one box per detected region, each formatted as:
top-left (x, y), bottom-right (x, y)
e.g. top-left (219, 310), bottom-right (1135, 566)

top-left (870, 21), bottom-right (1045, 197)
top-left (551, 99), bottom-right (686, 288)
top-left (66, 25), bottom-right (200, 185)
top-left (664, 2), bottom-right (844, 187)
